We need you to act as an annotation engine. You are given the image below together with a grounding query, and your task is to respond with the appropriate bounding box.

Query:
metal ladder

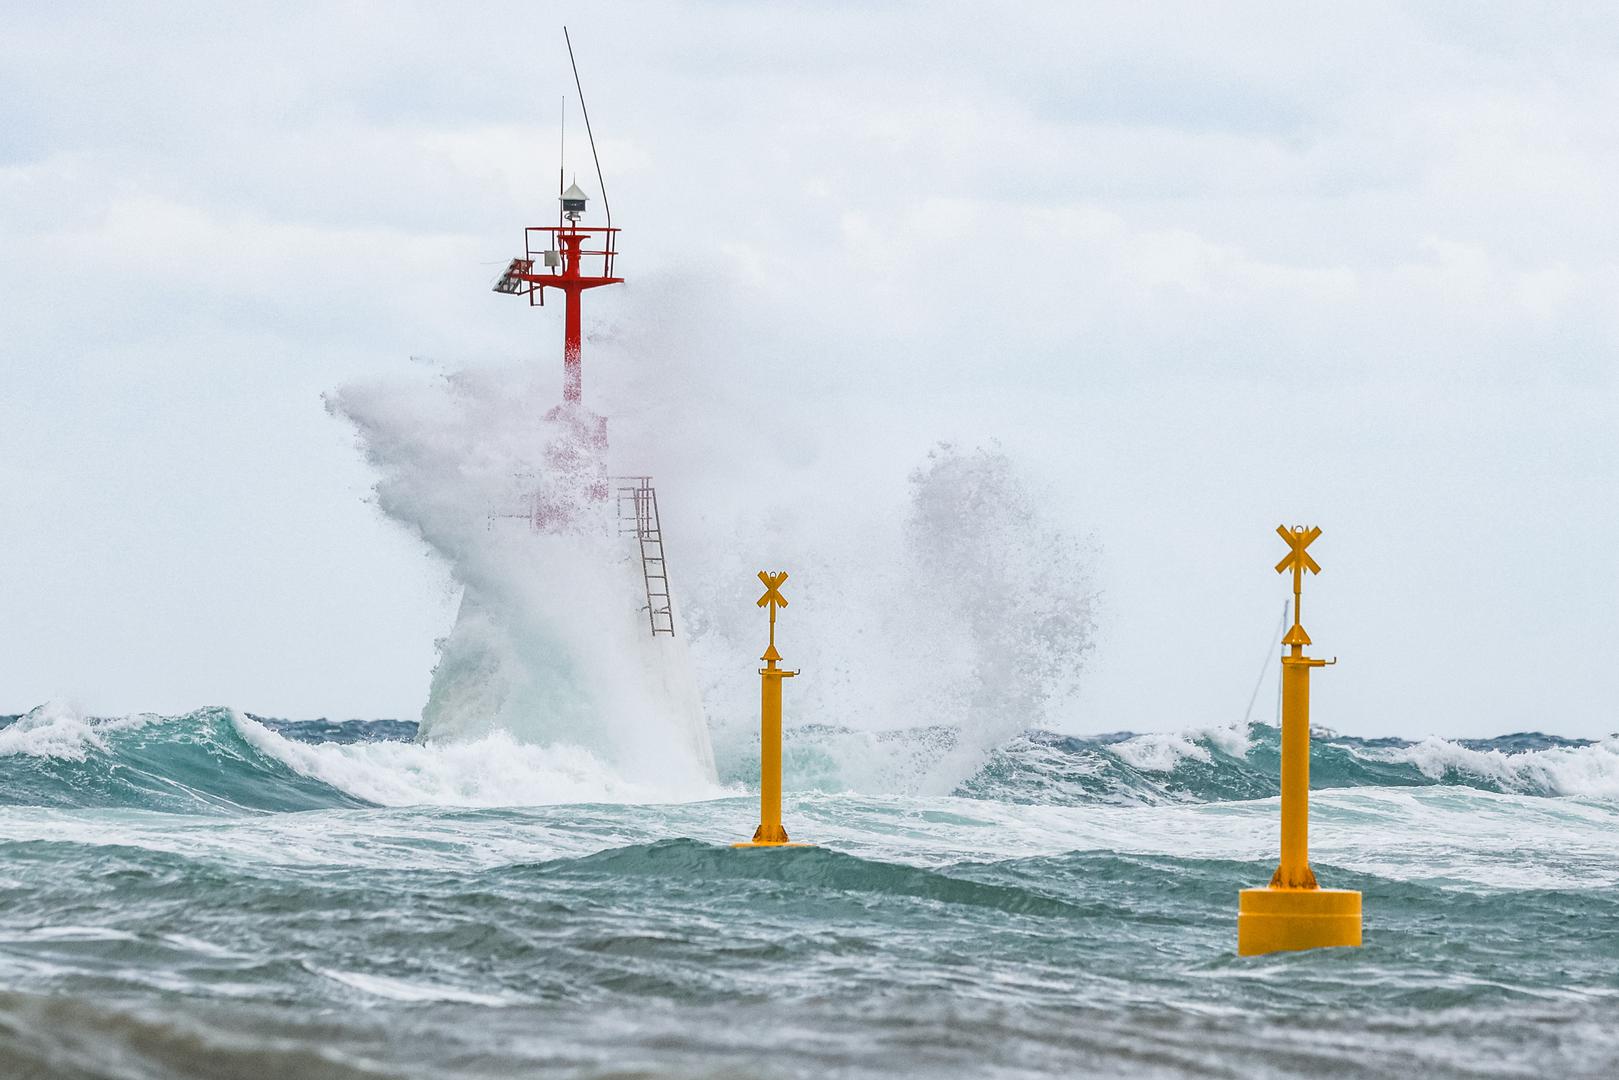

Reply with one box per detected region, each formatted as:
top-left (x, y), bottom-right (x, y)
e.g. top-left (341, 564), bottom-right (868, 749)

top-left (614, 477), bottom-right (675, 636)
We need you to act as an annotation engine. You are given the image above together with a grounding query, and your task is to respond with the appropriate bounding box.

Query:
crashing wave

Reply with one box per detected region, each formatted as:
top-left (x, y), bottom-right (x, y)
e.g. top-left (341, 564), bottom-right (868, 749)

top-left (0, 704), bottom-right (721, 814)
top-left (955, 724), bottom-right (1619, 805)
top-left (5, 704), bottom-right (1616, 813)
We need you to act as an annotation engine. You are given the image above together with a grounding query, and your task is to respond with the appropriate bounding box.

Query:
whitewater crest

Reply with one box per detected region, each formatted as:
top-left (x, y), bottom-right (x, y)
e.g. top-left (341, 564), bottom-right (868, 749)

top-left (3, 706), bottom-right (1619, 814)
top-left (954, 722), bottom-right (1619, 805)
top-left (0, 705), bottom-right (721, 811)
top-left (1361, 733), bottom-right (1619, 798)
top-left (0, 701), bottom-right (127, 760)
top-left (233, 710), bottom-right (714, 806)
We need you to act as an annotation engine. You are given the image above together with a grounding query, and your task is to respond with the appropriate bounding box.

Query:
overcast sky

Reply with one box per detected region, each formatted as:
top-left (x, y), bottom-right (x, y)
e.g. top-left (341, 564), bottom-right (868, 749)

top-left (3, 2), bottom-right (1615, 737)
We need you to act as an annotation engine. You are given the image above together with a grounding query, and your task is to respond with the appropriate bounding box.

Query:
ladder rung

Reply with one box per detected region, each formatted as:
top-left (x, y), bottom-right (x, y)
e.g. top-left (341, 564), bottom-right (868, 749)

top-left (621, 482), bottom-right (676, 639)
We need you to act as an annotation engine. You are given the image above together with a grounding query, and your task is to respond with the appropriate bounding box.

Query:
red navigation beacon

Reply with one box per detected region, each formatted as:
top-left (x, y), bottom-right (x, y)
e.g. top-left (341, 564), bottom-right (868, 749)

top-left (494, 181), bottom-right (621, 408)
top-left (493, 181), bottom-right (622, 524)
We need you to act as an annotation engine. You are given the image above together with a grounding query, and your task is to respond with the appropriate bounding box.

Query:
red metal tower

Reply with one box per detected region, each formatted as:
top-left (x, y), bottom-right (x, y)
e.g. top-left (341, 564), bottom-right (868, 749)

top-left (493, 183), bottom-right (621, 409)
top-left (490, 183), bottom-right (674, 635)
top-left (493, 183), bottom-right (622, 523)
top-left (481, 31), bottom-right (676, 635)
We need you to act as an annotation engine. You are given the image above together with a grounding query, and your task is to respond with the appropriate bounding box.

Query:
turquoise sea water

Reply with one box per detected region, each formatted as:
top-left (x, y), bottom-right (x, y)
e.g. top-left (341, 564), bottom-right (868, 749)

top-left (2, 705), bottom-right (1618, 1078)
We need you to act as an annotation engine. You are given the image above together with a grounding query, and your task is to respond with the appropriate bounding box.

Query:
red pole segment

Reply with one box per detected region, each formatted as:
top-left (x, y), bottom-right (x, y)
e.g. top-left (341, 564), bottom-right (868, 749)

top-left (511, 228), bottom-right (620, 410)
top-left (561, 233), bottom-right (584, 403)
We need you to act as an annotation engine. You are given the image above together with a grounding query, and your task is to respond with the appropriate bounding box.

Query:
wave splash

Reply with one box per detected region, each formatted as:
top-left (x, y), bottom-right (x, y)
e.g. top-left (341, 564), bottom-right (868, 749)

top-left (718, 715), bottom-right (1619, 804)
top-left (8, 704), bottom-right (1617, 816)
top-left (688, 442), bottom-right (1100, 797)
top-left (955, 723), bottom-right (1619, 804)
top-left (327, 348), bottom-right (1101, 805)
top-left (326, 366), bottom-right (716, 791)
top-left (0, 704), bottom-right (367, 814)
top-left (0, 705), bottom-right (722, 814)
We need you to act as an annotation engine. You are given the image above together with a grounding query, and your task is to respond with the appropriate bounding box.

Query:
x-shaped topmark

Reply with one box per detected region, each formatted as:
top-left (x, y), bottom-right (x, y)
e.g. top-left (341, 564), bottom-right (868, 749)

top-left (1275, 525), bottom-right (1322, 578)
top-left (757, 571), bottom-right (789, 613)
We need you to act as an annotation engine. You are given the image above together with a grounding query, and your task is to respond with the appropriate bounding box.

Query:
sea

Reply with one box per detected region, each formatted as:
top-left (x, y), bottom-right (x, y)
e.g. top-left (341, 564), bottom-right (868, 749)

top-left (2, 702), bottom-right (1617, 1079)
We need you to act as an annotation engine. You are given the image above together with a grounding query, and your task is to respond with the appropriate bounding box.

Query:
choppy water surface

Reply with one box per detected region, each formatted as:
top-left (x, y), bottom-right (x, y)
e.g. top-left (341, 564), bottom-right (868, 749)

top-left (2, 705), bottom-right (1618, 1078)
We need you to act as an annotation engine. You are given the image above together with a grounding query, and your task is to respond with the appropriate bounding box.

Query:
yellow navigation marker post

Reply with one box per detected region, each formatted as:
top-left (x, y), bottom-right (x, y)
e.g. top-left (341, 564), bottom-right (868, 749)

top-left (1237, 525), bottom-right (1362, 956)
top-left (734, 571), bottom-right (809, 848)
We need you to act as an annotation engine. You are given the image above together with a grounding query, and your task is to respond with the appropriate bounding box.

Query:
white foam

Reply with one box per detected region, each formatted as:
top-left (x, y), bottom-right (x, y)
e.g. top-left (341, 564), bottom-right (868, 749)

top-left (1199, 720), bottom-right (1255, 759)
top-left (230, 711), bottom-right (723, 807)
top-left (0, 704), bottom-right (175, 762)
top-left (160, 932), bottom-right (241, 958)
top-left (1110, 731), bottom-right (1213, 772)
top-left (0, 702), bottom-right (104, 760)
top-left (778, 784), bottom-right (1619, 891)
top-left (19, 925), bottom-right (141, 942)
top-left (1109, 719), bottom-right (1253, 773)
top-left (1365, 735), bottom-right (1619, 798)
top-left (312, 966), bottom-right (514, 1006)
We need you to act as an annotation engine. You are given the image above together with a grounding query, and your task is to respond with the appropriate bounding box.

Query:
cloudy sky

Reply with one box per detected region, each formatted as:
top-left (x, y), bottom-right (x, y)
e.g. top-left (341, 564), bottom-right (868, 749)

top-left (3, 2), bottom-right (1615, 737)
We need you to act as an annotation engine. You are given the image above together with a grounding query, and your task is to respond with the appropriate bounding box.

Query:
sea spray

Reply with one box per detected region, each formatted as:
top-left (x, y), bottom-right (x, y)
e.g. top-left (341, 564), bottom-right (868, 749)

top-left (326, 366), bottom-right (716, 792)
top-left (901, 443), bottom-right (1098, 789)
top-left (687, 443), bottom-right (1099, 795)
top-left (331, 331), bottom-right (1106, 801)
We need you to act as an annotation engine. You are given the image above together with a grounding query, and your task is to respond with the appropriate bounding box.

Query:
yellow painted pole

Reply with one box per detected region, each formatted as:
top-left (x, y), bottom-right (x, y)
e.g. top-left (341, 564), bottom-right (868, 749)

top-left (1274, 542), bottom-right (1323, 890)
top-left (734, 571), bottom-right (805, 848)
top-left (1274, 646), bottom-right (1318, 887)
top-left (1237, 525), bottom-right (1361, 955)
top-left (756, 630), bottom-right (788, 844)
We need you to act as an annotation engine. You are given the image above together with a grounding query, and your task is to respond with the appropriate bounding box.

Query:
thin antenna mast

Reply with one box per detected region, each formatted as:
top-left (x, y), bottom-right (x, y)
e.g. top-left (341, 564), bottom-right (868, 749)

top-left (557, 95), bottom-right (565, 234)
top-left (1242, 599), bottom-right (1292, 728)
top-left (563, 26), bottom-right (611, 231)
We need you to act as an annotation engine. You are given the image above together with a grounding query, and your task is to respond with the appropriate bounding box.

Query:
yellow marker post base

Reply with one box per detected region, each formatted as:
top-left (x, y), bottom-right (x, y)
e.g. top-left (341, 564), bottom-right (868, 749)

top-left (732, 820), bottom-right (812, 849)
top-left (734, 571), bottom-right (812, 850)
top-left (1238, 526), bottom-right (1362, 956)
top-left (1238, 888), bottom-right (1362, 956)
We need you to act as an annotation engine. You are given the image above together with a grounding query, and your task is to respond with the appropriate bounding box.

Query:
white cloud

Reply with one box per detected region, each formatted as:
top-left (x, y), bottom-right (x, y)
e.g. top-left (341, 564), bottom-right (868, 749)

top-left (0, 2), bottom-right (1614, 735)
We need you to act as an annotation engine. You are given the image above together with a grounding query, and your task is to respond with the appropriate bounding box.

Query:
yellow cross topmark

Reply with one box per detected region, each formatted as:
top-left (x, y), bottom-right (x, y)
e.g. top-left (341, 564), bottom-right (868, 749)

top-left (757, 571), bottom-right (789, 611)
top-left (1274, 525), bottom-right (1322, 576)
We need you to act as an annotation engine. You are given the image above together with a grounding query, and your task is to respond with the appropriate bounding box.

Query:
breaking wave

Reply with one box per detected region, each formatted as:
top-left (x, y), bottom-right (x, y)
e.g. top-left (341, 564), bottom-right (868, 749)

top-left (716, 719), bottom-right (1619, 804)
top-left (0, 704), bottom-right (720, 814)
top-left (954, 724), bottom-right (1619, 804)
top-left (0, 704), bottom-right (368, 814)
top-left (5, 705), bottom-right (1616, 816)
top-left (326, 369), bottom-right (718, 790)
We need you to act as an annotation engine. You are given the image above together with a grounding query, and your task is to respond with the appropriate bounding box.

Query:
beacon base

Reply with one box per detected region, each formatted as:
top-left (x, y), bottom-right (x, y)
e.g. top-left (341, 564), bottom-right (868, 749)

top-left (1238, 887), bottom-right (1362, 956)
top-left (730, 841), bottom-right (815, 849)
